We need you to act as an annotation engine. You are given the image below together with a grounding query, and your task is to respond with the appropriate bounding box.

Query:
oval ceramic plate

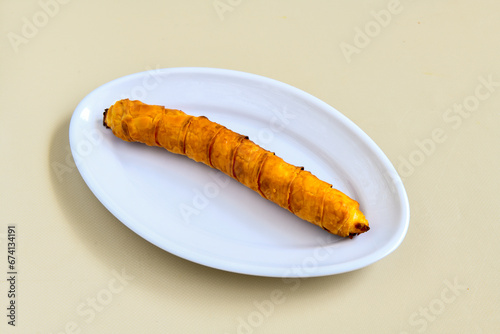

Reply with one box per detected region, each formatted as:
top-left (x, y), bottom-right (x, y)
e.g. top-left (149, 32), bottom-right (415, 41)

top-left (69, 67), bottom-right (409, 277)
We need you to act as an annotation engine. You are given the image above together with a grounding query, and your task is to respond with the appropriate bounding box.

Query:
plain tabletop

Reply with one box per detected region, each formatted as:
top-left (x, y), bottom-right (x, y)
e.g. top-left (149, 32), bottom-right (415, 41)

top-left (1, 0), bottom-right (499, 333)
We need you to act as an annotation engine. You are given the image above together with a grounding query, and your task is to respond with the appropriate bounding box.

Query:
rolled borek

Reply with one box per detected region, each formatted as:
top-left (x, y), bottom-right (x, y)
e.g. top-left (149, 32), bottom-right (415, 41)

top-left (103, 99), bottom-right (369, 238)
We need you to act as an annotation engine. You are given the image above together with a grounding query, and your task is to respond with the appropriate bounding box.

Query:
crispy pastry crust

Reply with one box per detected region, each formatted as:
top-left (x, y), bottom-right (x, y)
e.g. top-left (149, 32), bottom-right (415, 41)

top-left (103, 99), bottom-right (369, 237)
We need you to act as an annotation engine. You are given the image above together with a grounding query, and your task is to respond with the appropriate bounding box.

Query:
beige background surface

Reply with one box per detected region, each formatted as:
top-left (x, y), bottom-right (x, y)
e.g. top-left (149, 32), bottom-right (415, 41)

top-left (1, 0), bottom-right (499, 333)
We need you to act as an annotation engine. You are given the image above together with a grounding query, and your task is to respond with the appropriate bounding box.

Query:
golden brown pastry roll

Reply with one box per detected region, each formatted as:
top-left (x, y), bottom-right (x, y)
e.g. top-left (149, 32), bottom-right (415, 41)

top-left (103, 99), bottom-right (369, 238)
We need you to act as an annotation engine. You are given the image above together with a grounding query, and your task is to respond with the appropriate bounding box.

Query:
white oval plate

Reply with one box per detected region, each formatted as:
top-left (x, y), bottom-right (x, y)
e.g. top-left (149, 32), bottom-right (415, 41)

top-left (69, 67), bottom-right (409, 277)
